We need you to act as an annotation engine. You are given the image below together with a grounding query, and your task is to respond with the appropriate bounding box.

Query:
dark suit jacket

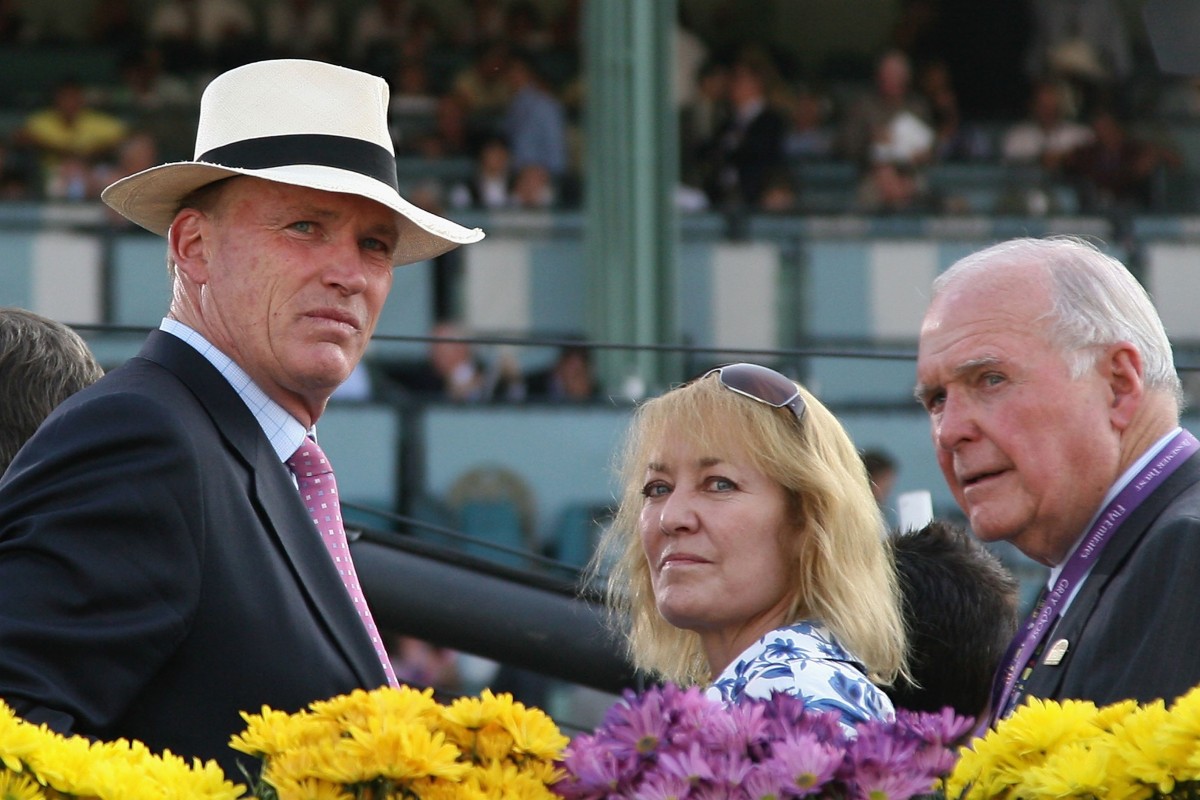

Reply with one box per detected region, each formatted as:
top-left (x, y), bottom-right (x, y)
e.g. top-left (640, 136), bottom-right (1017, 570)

top-left (0, 331), bottom-right (388, 776)
top-left (702, 104), bottom-right (789, 208)
top-left (1018, 451), bottom-right (1200, 708)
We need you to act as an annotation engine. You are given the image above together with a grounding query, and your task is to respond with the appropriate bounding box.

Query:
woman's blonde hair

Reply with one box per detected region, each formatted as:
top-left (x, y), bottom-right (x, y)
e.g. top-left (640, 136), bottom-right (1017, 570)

top-left (590, 370), bottom-right (907, 687)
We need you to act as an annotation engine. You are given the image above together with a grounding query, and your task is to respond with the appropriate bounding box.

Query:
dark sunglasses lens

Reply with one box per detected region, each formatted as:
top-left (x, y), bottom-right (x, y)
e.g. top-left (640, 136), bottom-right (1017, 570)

top-left (718, 363), bottom-right (798, 407)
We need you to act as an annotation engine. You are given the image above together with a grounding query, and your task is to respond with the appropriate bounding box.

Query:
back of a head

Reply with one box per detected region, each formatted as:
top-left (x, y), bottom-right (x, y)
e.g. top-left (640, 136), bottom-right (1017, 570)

top-left (0, 308), bottom-right (104, 474)
top-left (887, 520), bottom-right (1019, 718)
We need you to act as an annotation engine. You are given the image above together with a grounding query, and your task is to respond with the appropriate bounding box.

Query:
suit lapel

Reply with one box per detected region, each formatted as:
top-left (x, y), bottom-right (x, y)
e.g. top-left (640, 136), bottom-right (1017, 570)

top-left (1021, 452), bottom-right (1200, 702)
top-left (136, 331), bottom-right (386, 687)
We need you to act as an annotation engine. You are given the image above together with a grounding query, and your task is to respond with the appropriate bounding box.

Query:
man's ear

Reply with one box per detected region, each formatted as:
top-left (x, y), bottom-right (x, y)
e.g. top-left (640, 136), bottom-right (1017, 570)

top-left (168, 208), bottom-right (210, 284)
top-left (1105, 342), bottom-right (1144, 430)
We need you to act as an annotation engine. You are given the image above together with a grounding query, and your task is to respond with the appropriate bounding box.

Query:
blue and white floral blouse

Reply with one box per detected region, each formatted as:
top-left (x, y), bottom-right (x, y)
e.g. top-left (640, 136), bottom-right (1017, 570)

top-left (705, 620), bottom-right (894, 729)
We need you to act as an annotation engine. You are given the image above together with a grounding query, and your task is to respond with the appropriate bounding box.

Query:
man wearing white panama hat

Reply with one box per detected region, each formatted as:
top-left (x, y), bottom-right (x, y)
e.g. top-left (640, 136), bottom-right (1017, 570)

top-left (0, 59), bottom-right (483, 775)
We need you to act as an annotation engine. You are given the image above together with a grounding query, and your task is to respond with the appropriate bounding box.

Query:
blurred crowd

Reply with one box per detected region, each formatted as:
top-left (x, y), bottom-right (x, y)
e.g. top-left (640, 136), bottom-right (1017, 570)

top-left (0, 0), bottom-right (1197, 218)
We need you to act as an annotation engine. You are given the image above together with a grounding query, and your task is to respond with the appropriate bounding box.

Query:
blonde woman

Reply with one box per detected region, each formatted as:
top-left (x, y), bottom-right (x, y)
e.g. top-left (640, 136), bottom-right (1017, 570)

top-left (595, 363), bottom-right (906, 727)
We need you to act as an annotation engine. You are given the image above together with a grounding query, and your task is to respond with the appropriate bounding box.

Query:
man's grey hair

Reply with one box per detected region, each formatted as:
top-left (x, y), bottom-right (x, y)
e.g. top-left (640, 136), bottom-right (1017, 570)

top-left (932, 235), bottom-right (1183, 407)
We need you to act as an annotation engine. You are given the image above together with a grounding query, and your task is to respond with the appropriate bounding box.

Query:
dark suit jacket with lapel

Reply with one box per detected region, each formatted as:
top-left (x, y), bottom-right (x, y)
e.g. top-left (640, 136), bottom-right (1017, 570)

top-left (0, 331), bottom-right (388, 776)
top-left (1018, 449), bottom-right (1200, 709)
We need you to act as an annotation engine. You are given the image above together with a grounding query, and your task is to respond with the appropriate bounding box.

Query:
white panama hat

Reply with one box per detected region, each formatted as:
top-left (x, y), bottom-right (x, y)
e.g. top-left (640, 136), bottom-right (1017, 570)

top-left (101, 59), bottom-right (484, 266)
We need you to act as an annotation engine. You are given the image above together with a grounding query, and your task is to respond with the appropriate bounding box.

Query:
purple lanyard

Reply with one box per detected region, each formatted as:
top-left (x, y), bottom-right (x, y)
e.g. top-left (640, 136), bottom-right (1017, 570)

top-left (991, 428), bottom-right (1200, 720)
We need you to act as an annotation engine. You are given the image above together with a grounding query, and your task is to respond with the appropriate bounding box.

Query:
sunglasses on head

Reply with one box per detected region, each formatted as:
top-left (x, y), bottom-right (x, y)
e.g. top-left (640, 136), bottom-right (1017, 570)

top-left (701, 362), bottom-right (806, 423)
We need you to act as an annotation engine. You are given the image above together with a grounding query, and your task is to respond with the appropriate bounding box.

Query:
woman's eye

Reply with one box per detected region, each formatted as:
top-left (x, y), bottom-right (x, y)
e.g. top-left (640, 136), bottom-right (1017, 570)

top-left (642, 481), bottom-right (670, 498)
top-left (708, 477), bottom-right (736, 492)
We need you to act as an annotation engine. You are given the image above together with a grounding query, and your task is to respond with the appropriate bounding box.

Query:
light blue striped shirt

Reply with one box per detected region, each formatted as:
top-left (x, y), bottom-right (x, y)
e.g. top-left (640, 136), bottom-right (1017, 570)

top-left (159, 318), bottom-right (309, 463)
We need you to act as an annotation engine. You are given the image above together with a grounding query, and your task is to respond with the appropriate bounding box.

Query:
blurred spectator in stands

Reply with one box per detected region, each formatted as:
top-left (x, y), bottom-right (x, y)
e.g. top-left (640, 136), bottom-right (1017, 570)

top-left (452, 40), bottom-right (513, 118)
top-left (405, 321), bottom-right (525, 402)
top-left (1062, 105), bottom-right (1182, 214)
top-left (389, 58), bottom-right (439, 119)
top-left (106, 46), bottom-right (195, 111)
top-left (511, 164), bottom-right (556, 209)
top-left (504, 51), bottom-right (568, 188)
top-left (449, 135), bottom-right (512, 210)
top-left (917, 59), bottom-right (992, 162)
top-left (1026, 0), bottom-right (1132, 110)
top-left (699, 54), bottom-right (788, 211)
top-left (505, 1), bottom-right (553, 53)
top-left (680, 59), bottom-right (729, 192)
top-left (0, 0), bottom-right (28, 43)
top-left (13, 77), bottom-right (129, 199)
top-left (264, 0), bottom-right (338, 61)
top-left (88, 0), bottom-right (143, 51)
top-left (91, 130), bottom-right (159, 207)
top-left (551, 0), bottom-right (582, 50)
top-left (783, 85), bottom-right (834, 161)
top-left (405, 92), bottom-right (478, 162)
top-left (837, 49), bottom-right (932, 168)
top-left (527, 343), bottom-right (599, 402)
top-left (861, 448), bottom-right (899, 510)
top-left (0, 142), bottom-right (36, 200)
top-left (348, 0), bottom-right (415, 70)
top-left (838, 50), bottom-right (935, 213)
top-left (147, 0), bottom-right (257, 75)
top-left (449, 0), bottom-right (505, 48)
top-left (0, 307), bottom-right (103, 475)
top-left (1001, 79), bottom-right (1093, 172)
top-left (394, 6), bottom-right (442, 66)
top-left (758, 173), bottom-right (799, 213)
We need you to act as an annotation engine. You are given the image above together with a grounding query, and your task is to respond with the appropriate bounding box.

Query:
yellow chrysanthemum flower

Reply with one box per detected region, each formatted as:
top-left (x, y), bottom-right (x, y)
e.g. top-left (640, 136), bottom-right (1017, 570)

top-left (442, 690), bottom-right (516, 732)
top-left (409, 776), bottom-right (486, 800)
top-left (230, 707), bottom-right (340, 760)
top-left (1163, 684), bottom-right (1200, 781)
top-left (0, 703), bottom-right (43, 773)
top-left (1108, 699), bottom-right (1177, 795)
top-left (945, 744), bottom-right (1016, 800)
top-left (495, 705), bottom-right (568, 763)
top-left (1016, 740), bottom-right (1111, 798)
top-left (23, 730), bottom-right (93, 794)
top-left (472, 722), bottom-right (517, 763)
top-left (340, 718), bottom-right (468, 784)
top-left (999, 697), bottom-right (1104, 756)
top-left (1093, 699), bottom-right (1140, 733)
top-left (267, 775), bottom-right (355, 800)
top-left (469, 759), bottom-right (561, 800)
top-left (0, 769), bottom-right (46, 800)
top-left (267, 741), bottom-right (357, 786)
top-left (311, 686), bottom-right (439, 731)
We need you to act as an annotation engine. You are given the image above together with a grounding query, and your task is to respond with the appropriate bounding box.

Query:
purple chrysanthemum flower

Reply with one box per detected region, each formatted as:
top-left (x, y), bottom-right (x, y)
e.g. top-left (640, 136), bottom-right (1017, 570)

top-left (894, 707), bottom-right (976, 749)
top-left (657, 740), bottom-right (718, 785)
top-left (555, 683), bottom-right (968, 800)
top-left (840, 722), bottom-right (933, 800)
top-left (600, 687), bottom-right (676, 761)
top-left (759, 692), bottom-right (846, 748)
top-left (763, 731), bottom-right (842, 797)
top-left (631, 770), bottom-right (694, 800)
top-left (742, 763), bottom-right (786, 800)
top-left (556, 734), bottom-right (629, 799)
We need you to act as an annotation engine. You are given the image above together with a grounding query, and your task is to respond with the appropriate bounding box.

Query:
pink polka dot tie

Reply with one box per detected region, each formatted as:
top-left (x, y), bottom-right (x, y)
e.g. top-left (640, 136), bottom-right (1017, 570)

top-left (287, 439), bottom-right (398, 687)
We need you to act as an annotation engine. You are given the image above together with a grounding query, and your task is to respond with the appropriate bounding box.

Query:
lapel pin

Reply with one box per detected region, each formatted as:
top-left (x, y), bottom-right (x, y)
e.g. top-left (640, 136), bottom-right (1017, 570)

top-left (1043, 638), bottom-right (1069, 666)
